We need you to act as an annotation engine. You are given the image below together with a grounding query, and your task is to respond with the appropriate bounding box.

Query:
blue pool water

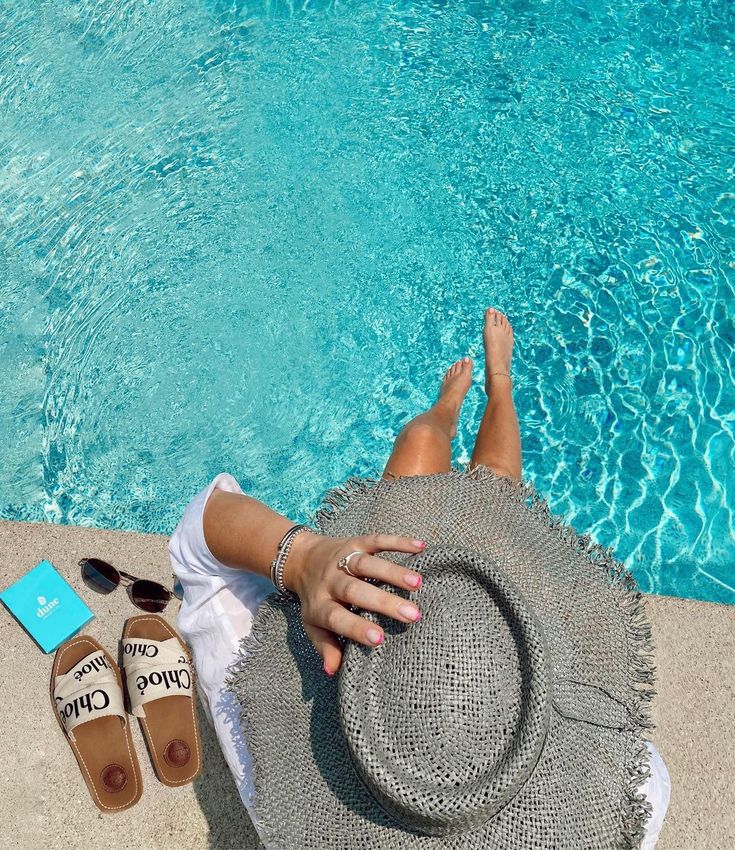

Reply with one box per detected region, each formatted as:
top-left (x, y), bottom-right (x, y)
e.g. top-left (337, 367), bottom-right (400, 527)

top-left (1, 1), bottom-right (733, 603)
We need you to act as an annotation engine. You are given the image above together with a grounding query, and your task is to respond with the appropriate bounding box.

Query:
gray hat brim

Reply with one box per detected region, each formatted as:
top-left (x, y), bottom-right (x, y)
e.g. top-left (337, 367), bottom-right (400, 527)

top-left (227, 467), bottom-right (655, 850)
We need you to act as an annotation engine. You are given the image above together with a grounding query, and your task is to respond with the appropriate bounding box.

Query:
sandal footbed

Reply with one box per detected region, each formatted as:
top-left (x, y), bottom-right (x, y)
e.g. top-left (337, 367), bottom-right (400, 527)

top-left (122, 615), bottom-right (202, 787)
top-left (51, 635), bottom-right (143, 812)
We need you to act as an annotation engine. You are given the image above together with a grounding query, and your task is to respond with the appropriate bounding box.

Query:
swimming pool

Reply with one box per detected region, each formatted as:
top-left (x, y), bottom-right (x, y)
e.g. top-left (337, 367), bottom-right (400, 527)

top-left (1, 0), bottom-right (733, 604)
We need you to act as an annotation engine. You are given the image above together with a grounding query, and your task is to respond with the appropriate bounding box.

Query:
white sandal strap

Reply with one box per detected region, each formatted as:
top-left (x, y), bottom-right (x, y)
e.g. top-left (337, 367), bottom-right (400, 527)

top-left (121, 637), bottom-right (193, 718)
top-left (53, 651), bottom-right (126, 739)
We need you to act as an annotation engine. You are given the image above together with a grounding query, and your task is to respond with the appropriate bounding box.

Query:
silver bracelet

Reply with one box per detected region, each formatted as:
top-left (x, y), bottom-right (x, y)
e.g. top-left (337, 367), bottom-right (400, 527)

top-left (270, 524), bottom-right (309, 595)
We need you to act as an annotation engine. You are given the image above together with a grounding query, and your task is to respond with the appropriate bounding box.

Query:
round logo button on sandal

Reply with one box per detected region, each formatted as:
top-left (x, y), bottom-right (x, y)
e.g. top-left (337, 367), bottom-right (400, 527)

top-left (100, 764), bottom-right (128, 793)
top-left (163, 739), bottom-right (191, 768)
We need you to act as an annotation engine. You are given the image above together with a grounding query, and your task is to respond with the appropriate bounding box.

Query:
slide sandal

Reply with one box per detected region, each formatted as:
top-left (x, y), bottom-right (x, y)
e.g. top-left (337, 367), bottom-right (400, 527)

top-left (51, 635), bottom-right (143, 812)
top-left (121, 614), bottom-right (202, 786)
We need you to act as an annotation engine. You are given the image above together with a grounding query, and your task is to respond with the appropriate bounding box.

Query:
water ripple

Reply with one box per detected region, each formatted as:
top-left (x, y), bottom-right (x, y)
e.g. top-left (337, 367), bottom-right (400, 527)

top-left (0, 0), bottom-right (733, 602)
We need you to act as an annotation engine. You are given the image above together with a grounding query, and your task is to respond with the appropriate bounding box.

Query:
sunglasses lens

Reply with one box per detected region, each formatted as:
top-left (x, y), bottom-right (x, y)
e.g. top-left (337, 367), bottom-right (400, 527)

top-left (131, 580), bottom-right (170, 613)
top-left (172, 576), bottom-right (184, 600)
top-left (81, 558), bottom-right (120, 594)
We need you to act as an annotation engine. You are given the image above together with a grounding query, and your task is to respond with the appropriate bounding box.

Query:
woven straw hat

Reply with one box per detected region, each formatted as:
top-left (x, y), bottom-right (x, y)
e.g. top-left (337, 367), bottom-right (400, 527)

top-left (228, 468), bottom-right (655, 850)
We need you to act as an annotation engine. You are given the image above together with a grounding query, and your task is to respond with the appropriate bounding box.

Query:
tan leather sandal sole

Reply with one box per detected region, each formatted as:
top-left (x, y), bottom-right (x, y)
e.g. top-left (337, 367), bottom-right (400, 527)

top-left (51, 635), bottom-right (142, 812)
top-left (122, 615), bottom-right (202, 787)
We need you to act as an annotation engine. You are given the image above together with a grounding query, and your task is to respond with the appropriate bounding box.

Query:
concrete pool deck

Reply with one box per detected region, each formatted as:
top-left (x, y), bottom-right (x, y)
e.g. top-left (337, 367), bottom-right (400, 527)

top-left (0, 519), bottom-right (732, 850)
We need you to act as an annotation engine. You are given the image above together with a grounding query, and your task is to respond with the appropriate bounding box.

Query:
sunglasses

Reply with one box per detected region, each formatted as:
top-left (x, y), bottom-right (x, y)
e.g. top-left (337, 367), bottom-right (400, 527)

top-left (80, 558), bottom-right (184, 613)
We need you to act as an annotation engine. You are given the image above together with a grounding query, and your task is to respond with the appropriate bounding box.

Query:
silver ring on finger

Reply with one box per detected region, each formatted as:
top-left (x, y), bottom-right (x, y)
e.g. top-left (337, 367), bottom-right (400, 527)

top-left (337, 550), bottom-right (364, 578)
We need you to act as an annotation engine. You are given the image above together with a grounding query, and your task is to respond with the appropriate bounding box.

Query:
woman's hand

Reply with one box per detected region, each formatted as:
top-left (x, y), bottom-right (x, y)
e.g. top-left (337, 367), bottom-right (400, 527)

top-left (283, 532), bottom-right (426, 676)
top-left (201, 489), bottom-right (425, 674)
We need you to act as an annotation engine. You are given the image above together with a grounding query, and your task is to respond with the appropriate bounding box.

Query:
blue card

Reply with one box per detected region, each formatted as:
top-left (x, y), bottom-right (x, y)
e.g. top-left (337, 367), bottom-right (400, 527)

top-left (1, 560), bottom-right (94, 653)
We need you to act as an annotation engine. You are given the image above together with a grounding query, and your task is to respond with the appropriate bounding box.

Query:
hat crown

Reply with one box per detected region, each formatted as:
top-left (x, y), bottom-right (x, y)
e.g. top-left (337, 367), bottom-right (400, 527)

top-left (338, 546), bottom-right (551, 837)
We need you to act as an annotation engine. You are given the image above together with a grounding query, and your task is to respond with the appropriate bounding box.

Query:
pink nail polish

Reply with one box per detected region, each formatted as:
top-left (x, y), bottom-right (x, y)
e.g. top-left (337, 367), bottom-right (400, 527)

top-left (398, 603), bottom-right (421, 621)
top-left (366, 628), bottom-right (383, 646)
top-left (412, 539), bottom-right (427, 548)
top-left (406, 573), bottom-right (422, 588)
top-left (323, 664), bottom-right (335, 677)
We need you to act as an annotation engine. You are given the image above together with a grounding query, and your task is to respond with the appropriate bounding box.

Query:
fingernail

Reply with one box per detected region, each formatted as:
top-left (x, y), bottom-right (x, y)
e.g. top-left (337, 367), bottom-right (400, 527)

top-left (406, 573), bottom-right (422, 588)
top-left (366, 628), bottom-right (383, 645)
top-left (323, 664), bottom-right (334, 677)
top-left (398, 603), bottom-right (421, 621)
top-left (412, 539), bottom-right (427, 548)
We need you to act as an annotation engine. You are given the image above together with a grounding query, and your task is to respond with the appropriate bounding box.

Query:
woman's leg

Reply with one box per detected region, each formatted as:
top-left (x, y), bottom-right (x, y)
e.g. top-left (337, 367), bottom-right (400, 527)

top-left (382, 357), bottom-right (473, 479)
top-left (469, 308), bottom-right (522, 480)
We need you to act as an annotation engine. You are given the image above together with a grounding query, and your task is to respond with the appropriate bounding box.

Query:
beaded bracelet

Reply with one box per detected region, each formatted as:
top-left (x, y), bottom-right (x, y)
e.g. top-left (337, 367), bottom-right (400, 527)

top-left (270, 524), bottom-right (309, 595)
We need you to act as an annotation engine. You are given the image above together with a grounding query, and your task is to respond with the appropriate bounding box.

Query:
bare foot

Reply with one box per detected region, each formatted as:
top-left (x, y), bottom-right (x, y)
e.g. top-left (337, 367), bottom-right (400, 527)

top-left (435, 356), bottom-right (473, 438)
top-left (483, 308), bottom-right (514, 394)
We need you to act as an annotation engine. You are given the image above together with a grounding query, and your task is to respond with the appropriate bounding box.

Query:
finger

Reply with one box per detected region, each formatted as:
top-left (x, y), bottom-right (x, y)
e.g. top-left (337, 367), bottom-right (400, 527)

top-left (341, 551), bottom-right (423, 591)
top-left (336, 575), bottom-right (421, 624)
top-left (319, 602), bottom-right (386, 649)
top-left (303, 622), bottom-right (344, 676)
top-left (356, 534), bottom-right (427, 556)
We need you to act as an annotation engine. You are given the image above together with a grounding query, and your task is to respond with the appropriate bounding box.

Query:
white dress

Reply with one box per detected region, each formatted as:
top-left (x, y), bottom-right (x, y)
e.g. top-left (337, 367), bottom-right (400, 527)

top-left (169, 472), bottom-right (672, 849)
